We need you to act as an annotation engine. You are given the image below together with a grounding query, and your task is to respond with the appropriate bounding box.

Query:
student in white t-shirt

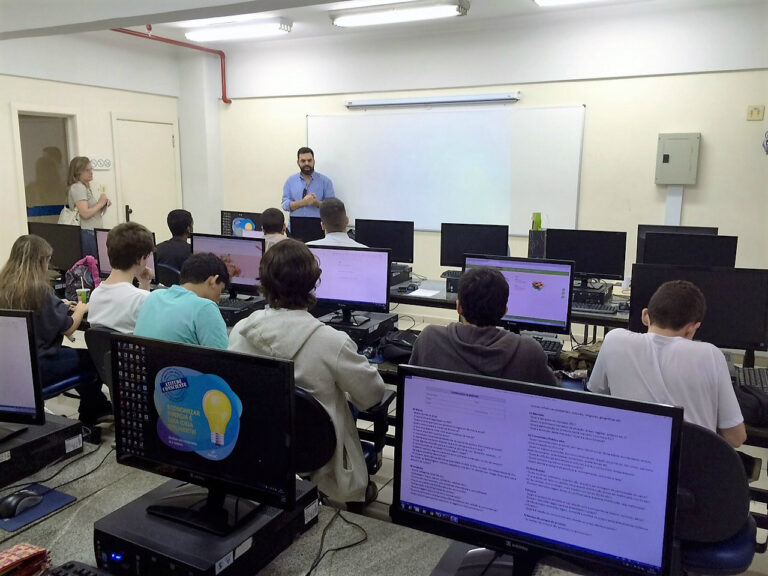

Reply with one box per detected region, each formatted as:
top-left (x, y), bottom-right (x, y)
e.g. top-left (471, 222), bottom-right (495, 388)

top-left (88, 222), bottom-right (154, 333)
top-left (588, 280), bottom-right (745, 448)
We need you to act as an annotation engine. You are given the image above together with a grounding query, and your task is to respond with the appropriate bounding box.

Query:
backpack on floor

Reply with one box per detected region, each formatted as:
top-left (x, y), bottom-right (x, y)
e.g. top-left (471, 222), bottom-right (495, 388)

top-left (65, 255), bottom-right (100, 301)
top-left (733, 383), bottom-right (768, 427)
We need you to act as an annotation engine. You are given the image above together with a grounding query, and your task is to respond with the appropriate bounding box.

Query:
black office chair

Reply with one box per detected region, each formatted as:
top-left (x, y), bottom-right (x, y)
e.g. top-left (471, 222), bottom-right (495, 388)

top-left (84, 327), bottom-right (117, 396)
top-left (156, 263), bottom-right (181, 286)
top-left (294, 387), bottom-right (337, 475)
top-left (294, 387), bottom-right (395, 478)
top-left (675, 422), bottom-right (762, 574)
top-left (358, 389), bottom-right (396, 474)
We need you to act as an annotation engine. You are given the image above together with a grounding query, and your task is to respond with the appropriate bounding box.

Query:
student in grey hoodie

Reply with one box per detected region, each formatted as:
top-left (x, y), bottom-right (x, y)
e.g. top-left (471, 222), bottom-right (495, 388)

top-left (410, 266), bottom-right (558, 386)
top-left (228, 239), bottom-right (385, 504)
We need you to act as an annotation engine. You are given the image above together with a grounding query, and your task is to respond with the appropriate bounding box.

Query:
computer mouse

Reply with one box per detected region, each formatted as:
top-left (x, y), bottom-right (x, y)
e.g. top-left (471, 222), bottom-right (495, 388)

top-left (0, 488), bottom-right (43, 519)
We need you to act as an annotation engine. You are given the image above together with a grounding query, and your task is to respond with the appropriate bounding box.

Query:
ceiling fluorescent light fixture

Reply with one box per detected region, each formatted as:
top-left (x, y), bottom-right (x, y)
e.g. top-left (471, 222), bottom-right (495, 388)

top-left (185, 18), bottom-right (292, 41)
top-left (345, 92), bottom-right (520, 108)
top-left (533, 0), bottom-right (630, 6)
top-left (331, 0), bottom-right (469, 28)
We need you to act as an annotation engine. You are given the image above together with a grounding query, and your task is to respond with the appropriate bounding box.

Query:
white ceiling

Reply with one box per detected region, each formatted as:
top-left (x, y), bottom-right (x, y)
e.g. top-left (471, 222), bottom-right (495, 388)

top-left (0, 0), bottom-right (750, 45)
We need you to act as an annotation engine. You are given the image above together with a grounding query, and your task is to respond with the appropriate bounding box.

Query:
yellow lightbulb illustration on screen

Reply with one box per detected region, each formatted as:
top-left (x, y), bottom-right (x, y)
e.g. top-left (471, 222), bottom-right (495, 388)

top-left (202, 390), bottom-right (232, 446)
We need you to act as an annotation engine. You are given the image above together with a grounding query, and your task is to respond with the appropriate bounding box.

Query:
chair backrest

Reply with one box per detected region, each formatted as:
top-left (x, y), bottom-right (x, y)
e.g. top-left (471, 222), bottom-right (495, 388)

top-left (84, 326), bottom-right (116, 394)
top-left (676, 422), bottom-right (751, 543)
top-left (294, 387), bottom-right (336, 475)
top-left (156, 263), bottom-right (181, 286)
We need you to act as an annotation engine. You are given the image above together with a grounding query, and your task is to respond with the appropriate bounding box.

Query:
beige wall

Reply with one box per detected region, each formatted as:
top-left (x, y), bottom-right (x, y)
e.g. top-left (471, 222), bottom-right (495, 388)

top-left (220, 70), bottom-right (768, 280)
top-left (0, 74), bottom-right (178, 260)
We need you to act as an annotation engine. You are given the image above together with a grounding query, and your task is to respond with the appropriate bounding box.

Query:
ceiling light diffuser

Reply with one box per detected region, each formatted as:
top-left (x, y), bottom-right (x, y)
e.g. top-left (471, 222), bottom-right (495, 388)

top-left (331, 0), bottom-right (469, 28)
top-left (185, 18), bottom-right (292, 41)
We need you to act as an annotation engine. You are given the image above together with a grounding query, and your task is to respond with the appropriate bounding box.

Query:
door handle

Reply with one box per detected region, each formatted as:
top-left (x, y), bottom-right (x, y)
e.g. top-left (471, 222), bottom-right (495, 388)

top-left (125, 204), bottom-right (133, 222)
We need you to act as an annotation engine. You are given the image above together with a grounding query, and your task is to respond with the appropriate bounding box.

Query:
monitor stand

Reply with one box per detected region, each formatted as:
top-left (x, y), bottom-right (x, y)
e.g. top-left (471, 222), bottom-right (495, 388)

top-left (146, 483), bottom-right (262, 536)
top-left (432, 542), bottom-right (540, 576)
top-left (327, 308), bottom-right (370, 327)
top-left (0, 423), bottom-right (27, 443)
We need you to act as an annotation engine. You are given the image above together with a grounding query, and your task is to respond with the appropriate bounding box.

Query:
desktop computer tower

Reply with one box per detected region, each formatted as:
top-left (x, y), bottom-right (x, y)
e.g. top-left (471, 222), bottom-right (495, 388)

top-left (573, 282), bottom-right (612, 305)
top-left (390, 265), bottom-right (412, 286)
top-left (0, 415), bottom-right (83, 488)
top-left (319, 311), bottom-right (398, 347)
top-left (94, 479), bottom-right (318, 576)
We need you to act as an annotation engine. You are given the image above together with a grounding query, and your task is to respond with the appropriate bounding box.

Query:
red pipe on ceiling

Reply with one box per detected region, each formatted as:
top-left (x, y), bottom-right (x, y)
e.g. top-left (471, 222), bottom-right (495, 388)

top-left (112, 26), bottom-right (232, 104)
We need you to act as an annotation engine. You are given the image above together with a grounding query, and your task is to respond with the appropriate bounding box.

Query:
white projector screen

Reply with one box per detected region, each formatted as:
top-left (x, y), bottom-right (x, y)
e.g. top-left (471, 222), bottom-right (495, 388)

top-left (307, 105), bottom-right (584, 235)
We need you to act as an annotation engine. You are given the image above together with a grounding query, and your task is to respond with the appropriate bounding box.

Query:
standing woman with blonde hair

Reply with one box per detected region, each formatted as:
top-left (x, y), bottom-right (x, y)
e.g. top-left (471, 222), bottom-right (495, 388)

top-left (0, 235), bottom-right (112, 425)
top-left (67, 156), bottom-right (110, 257)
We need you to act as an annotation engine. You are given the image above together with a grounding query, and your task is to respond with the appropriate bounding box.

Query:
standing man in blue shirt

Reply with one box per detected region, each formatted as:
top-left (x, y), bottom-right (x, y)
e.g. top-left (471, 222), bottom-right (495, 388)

top-left (281, 147), bottom-right (335, 219)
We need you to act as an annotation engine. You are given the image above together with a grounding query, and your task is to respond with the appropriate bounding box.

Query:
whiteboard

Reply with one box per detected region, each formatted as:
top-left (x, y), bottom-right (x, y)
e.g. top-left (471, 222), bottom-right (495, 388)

top-left (307, 105), bottom-right (584, 235)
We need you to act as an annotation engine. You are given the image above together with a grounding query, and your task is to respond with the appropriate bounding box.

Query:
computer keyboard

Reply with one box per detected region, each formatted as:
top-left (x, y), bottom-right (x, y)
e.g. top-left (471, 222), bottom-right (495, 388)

top-left (47, 560), bottom-right (112, 576)
top-left (735, 366), bottom-right (768, 391)
top-left (219, 297), bottom-right (253, 309)
top-left (531, 335), bottom-right (563, 357)
top-left (571, 302), bottom-right (618, 315)
top-left (439, 270), bottom-right (462, 279)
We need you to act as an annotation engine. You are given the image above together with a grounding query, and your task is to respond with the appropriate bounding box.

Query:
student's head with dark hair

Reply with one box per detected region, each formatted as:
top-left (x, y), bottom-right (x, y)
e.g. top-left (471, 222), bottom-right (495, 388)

top-left (167, 209), bottom-right (193, 238)
top-left (107, 222), bottom-right (154, 270)
top-left (297, 147), bottom-right (314, 159)
top-left (179, 252), bottom-right (229, 300)
top-left (261, 208), bottom-right (286, 235)
top-left (645, 280), bottom-right (706, 333)
top-left (318, 197), bottom-right (348, 233)
top-left (457, 267), bottom-right (509, 327)
top-left (259, 239), bottom-right (321, 310)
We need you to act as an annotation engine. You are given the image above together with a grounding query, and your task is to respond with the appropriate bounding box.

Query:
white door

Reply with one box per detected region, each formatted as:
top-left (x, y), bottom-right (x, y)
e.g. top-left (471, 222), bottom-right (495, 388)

top-left (113, 119), bottom-right (181, 241)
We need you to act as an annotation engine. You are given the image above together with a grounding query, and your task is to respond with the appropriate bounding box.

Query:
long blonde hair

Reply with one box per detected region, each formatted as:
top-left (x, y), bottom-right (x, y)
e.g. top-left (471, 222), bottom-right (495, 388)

top-left (0, 235), bottom-right (53, 311)
top-left (67, 156), bottom-right (91, 187)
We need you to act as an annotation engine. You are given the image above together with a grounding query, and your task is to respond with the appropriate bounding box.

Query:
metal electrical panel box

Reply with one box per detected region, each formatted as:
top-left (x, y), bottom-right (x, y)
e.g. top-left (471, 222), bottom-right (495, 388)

top-left (655, 133), bottom-right (700, 185)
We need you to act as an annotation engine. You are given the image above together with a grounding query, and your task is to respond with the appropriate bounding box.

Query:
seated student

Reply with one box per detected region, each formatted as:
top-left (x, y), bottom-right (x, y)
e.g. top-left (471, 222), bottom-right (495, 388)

top-left (155, 209), bottom-right (193, 273)
top-left (410, 266), bottom-right (558, 386)
top-left (588, 280), bottom-right (746, 447)
top-left (134, 253), bottom-right (229, 350)
top-left (88, 222), bottom-right (154, 333)
top-left (228, 239), bottom-right (385, 505)
top-left (261, 207), bottom-right (288, 251)
top-left (0, 235), bottom-right (112, 425)
top-left (306, 198), bottom-right (366, 248)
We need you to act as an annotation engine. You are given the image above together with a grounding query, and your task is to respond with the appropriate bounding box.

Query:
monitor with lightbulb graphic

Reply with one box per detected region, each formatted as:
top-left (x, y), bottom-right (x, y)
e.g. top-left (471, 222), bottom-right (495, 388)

top-left (110, 334), bottom-right (295, 536)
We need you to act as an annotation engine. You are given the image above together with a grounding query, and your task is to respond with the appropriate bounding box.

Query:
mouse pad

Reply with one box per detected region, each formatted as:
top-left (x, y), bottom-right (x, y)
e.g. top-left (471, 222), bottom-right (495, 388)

top-left (0, 483), bottom-right (76, 532)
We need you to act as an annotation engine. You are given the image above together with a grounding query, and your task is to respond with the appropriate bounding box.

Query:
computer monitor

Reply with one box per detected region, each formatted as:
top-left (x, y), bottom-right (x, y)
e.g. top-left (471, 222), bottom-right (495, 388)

top-left (545, 228), bottom-right (627, 282)
top-left (306, 245), bottom-right (391, 325)
top-left (636, 224), bottom-right (718, 264)
top-left (640, 233), bottom-right (737, 268)
top-left (0, 310), bottom-right (44, 442)
top-left (464, 255), bottom-right (574, 335)
top-left (629, 264), bottom-right (768, 354)
top-left (191, 234), bottom-right (265, 298)
top-left (220, 210), bottom-right (262, 238)
top-left (440, 223), bottom-right (509, 268)
top-left (111, 334), bottom-right (295, 535)
top-left (354, 219), bottom-right (414, 264)
top-left (27, 222), bottom-right (83, 273)
top-left (392, 365), bottom-right (683, 576)
top-left (289, 216), bottom-right (325, 243)
top-left (95, 228), bottom-right (156, 278)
